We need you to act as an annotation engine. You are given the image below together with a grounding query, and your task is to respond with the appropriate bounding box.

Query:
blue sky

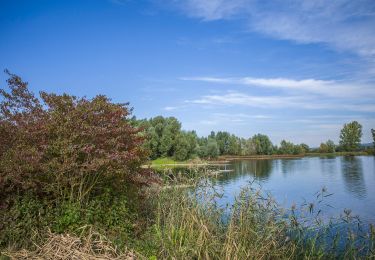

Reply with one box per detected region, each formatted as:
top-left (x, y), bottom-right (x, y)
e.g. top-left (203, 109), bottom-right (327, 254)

top-left (1, 0), bottom-right (374, 146)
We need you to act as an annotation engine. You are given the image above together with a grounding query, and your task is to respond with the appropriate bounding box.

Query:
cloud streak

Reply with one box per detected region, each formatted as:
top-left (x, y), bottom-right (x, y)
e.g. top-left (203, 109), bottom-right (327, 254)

top-left (169, 0), bottom-right (375, 59)
top-left (181, 76), bottom-right (375, 99)
top-left (187, 91), bottom-right (375, 112)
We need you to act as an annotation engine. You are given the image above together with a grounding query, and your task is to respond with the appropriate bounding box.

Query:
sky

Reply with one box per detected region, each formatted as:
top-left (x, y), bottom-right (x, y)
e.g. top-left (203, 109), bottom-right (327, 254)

top-left (0, 0), bottom-right (374, 146)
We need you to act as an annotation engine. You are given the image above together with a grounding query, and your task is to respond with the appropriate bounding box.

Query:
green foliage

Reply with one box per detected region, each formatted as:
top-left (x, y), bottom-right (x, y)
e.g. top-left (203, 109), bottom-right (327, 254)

top-left (137, 116), bottom-right (200, 160)
top-left (0, 195), bottom-right (52, 248)
top-left (278, 140), bottom-right (304, 155)
top-left (319, 140), bottom-right (335, 153)
top-left (300, 143), bottom-right (310, 153)
top-left (251, 133), bottom-right (274, 155)
top-left (151, 157), bottom-right (180, 165)
top-left (339, 121), bottom-right (362, 151)
top-left (372, 128), bottom-right (375, 149)
top-left (0, 189), bottom-right (136, 250)
top-left (326, 140), bottom-right (336, 153)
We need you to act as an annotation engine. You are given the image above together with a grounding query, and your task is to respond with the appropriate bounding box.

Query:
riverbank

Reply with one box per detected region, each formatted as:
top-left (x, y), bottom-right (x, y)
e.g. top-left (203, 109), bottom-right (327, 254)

top-left (143, 157), bottom-right (230, 169)
top-left (146, 151), bottom-right (372, 168)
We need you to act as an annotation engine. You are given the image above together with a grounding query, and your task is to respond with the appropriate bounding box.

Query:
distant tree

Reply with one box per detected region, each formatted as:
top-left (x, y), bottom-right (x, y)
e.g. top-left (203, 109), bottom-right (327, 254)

top-left (319, 140), bottom-right (335, 153)
top-left (326, 140), bottom-right (336, 153)
top-left (339, 121), bottom-right (362, 151)
top-left (206, 138), bottom-right (219, 158)
top-left (300, 143), bottom-right (310, 153)
top-left (174, 133), bottom-right (190, 161)
top-left (216, 131), bottom-right (231, 155)
top-left (228, 134), bottom-right (240, 155)
top-left (209, 131), bottom-right (216, 139)
top-left (278, 140), bottom-right (304, 155)
top-left (238, 138), bottom-right (248, 155)
top-left (372, 129), bottom-right (375, 149)
top-left (244, 138), bottom-right (256, 155)
top-left (251, 134), bottom-right (273, 155)
top-left (278, 140), bottom-right (295, 154)
top-left (293, 145), bottom-right (304, 155)
top-left (141, 116), bottom-right (183, 159)
top-left (319, 143), bottom-right (329, 153)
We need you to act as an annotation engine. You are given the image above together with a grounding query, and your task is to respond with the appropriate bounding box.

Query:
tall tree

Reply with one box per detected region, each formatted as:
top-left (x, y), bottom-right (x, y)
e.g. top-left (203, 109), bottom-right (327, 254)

top-left (174, 133), bottom-right (190, 161)
top-left (300, 143), bottom-right (310, 153)
top-left (319, 143), bottom-right (329, 153)
top-left (326, 140), bottom-right (336, 153)
top-left (372, 129), bottom-right (375, 149)
top-left (251, 134), bottom-right (273, 155)
top-left (206, 138), bottom-right (219, 158)
top-left (339, 121), bottom-right (362, 151)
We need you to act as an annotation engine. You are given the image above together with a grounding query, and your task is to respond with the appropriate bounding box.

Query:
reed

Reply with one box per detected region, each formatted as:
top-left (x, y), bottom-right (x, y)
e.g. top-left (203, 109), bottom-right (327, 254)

top-left (153, 179), bottom-right (375, 259)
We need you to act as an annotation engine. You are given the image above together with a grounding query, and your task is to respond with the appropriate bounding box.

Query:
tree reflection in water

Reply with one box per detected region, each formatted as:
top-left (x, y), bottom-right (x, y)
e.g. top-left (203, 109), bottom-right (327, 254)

top-left (341, 156), bottom-right (366, 199)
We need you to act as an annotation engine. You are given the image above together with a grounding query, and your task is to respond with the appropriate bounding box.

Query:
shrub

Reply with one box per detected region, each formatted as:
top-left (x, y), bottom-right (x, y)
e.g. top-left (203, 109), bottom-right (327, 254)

top-left (0, 71), bottom-right (147, 205)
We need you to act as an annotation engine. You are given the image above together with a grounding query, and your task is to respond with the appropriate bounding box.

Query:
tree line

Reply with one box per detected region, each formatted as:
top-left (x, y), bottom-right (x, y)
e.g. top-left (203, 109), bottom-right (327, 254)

top-left (134, 116), bottom-right (372, 161)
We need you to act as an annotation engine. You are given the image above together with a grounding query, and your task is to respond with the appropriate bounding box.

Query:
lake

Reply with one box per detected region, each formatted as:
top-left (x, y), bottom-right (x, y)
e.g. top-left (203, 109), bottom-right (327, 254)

top-left (212, 155), bottom-right (375, 225)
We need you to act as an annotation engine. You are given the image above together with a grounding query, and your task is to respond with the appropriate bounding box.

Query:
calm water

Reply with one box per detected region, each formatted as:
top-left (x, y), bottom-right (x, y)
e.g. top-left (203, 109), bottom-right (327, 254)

top-left (212, 156), bottom-right (375, 225)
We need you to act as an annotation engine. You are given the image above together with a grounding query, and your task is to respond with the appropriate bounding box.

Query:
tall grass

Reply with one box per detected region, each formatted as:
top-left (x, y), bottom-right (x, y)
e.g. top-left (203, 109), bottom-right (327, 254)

top-left (153, 178), bottom-right (375, 259)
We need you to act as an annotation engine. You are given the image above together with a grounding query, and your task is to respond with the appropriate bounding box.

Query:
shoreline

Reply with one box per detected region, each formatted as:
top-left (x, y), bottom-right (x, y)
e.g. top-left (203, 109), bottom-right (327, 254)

top-left (221, 151), bottom-right (370, 161)
top-left (145, 152), bottom-right (372, 168)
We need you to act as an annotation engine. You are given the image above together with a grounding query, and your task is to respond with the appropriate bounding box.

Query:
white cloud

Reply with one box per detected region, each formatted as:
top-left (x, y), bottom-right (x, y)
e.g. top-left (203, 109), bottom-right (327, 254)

top-left (170, 0), bottom-right (375, 59)
top-left (181, 76), bottom-right (375, 99)
top-left (164, 106), bottom-right (179, 111)
top-left (187, 91), bottom-right (375, 112)
top-left (172, 0), bottom-right (249, 21)
top-left (195, 112), bottom-right (271, 126)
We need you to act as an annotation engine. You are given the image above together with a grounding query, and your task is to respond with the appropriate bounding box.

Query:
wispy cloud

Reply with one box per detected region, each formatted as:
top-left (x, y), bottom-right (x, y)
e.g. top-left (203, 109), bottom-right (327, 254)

top-left (168, 0), bottom-right (375, 60)
top-left (197, 112), bottom-right (271, 126)
top-left (172, 0), bottom-right (249, 21)
top-left (181, 76), bottom-right (375, 98)
top-left (181, 77), bottom-right (375, 98)
top-left (187, 91), bottom-right (375, 112)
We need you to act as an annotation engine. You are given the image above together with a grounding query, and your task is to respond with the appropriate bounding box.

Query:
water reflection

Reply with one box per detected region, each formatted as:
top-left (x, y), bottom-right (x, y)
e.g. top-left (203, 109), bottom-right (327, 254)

top-left (198, 156), bottom-right (375, 225)
top-left (340, 156), bottom-right (366, 199)
top-left (223, 160), bottom-right (273, 181)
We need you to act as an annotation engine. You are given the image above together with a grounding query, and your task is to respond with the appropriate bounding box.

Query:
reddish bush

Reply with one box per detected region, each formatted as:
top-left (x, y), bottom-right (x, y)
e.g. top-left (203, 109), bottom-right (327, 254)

top-left (0, 71), bottom-right (148, 204)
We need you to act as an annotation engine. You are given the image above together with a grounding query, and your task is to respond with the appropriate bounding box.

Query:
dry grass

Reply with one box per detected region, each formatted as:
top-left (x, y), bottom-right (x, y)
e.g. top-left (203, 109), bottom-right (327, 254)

top-left (3, 228), bottom-right (138, 260)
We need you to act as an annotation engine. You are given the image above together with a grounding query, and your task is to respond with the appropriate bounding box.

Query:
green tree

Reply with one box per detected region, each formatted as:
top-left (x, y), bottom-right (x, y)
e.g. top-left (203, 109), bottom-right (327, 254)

top-left (251, 134), bottom-right (273, 155)
top-left (339, 121), bottom-right (362, 151)
top-left (174, 133), bottom-right (190, 161)
top-left (319, 143), bottom-right (329, 153)
top-left (228, 134), bottom-right (241, 155)
top-left (300, 143), bottom-right (310, 153)
top-left (278, 140), bottom-right (295, 154)
top-left (326, 140), bottom-right (336, 153)
top-left (244, 138), bottom-right (256, 155)
top-left (206, 138), bottom-right (219, 158)
top-left (216, 131), bottom-right (231, 155)
top-left (293, 145), bottom-right (304, 155)
top-left (372, 128), bottom-right (375, 149)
